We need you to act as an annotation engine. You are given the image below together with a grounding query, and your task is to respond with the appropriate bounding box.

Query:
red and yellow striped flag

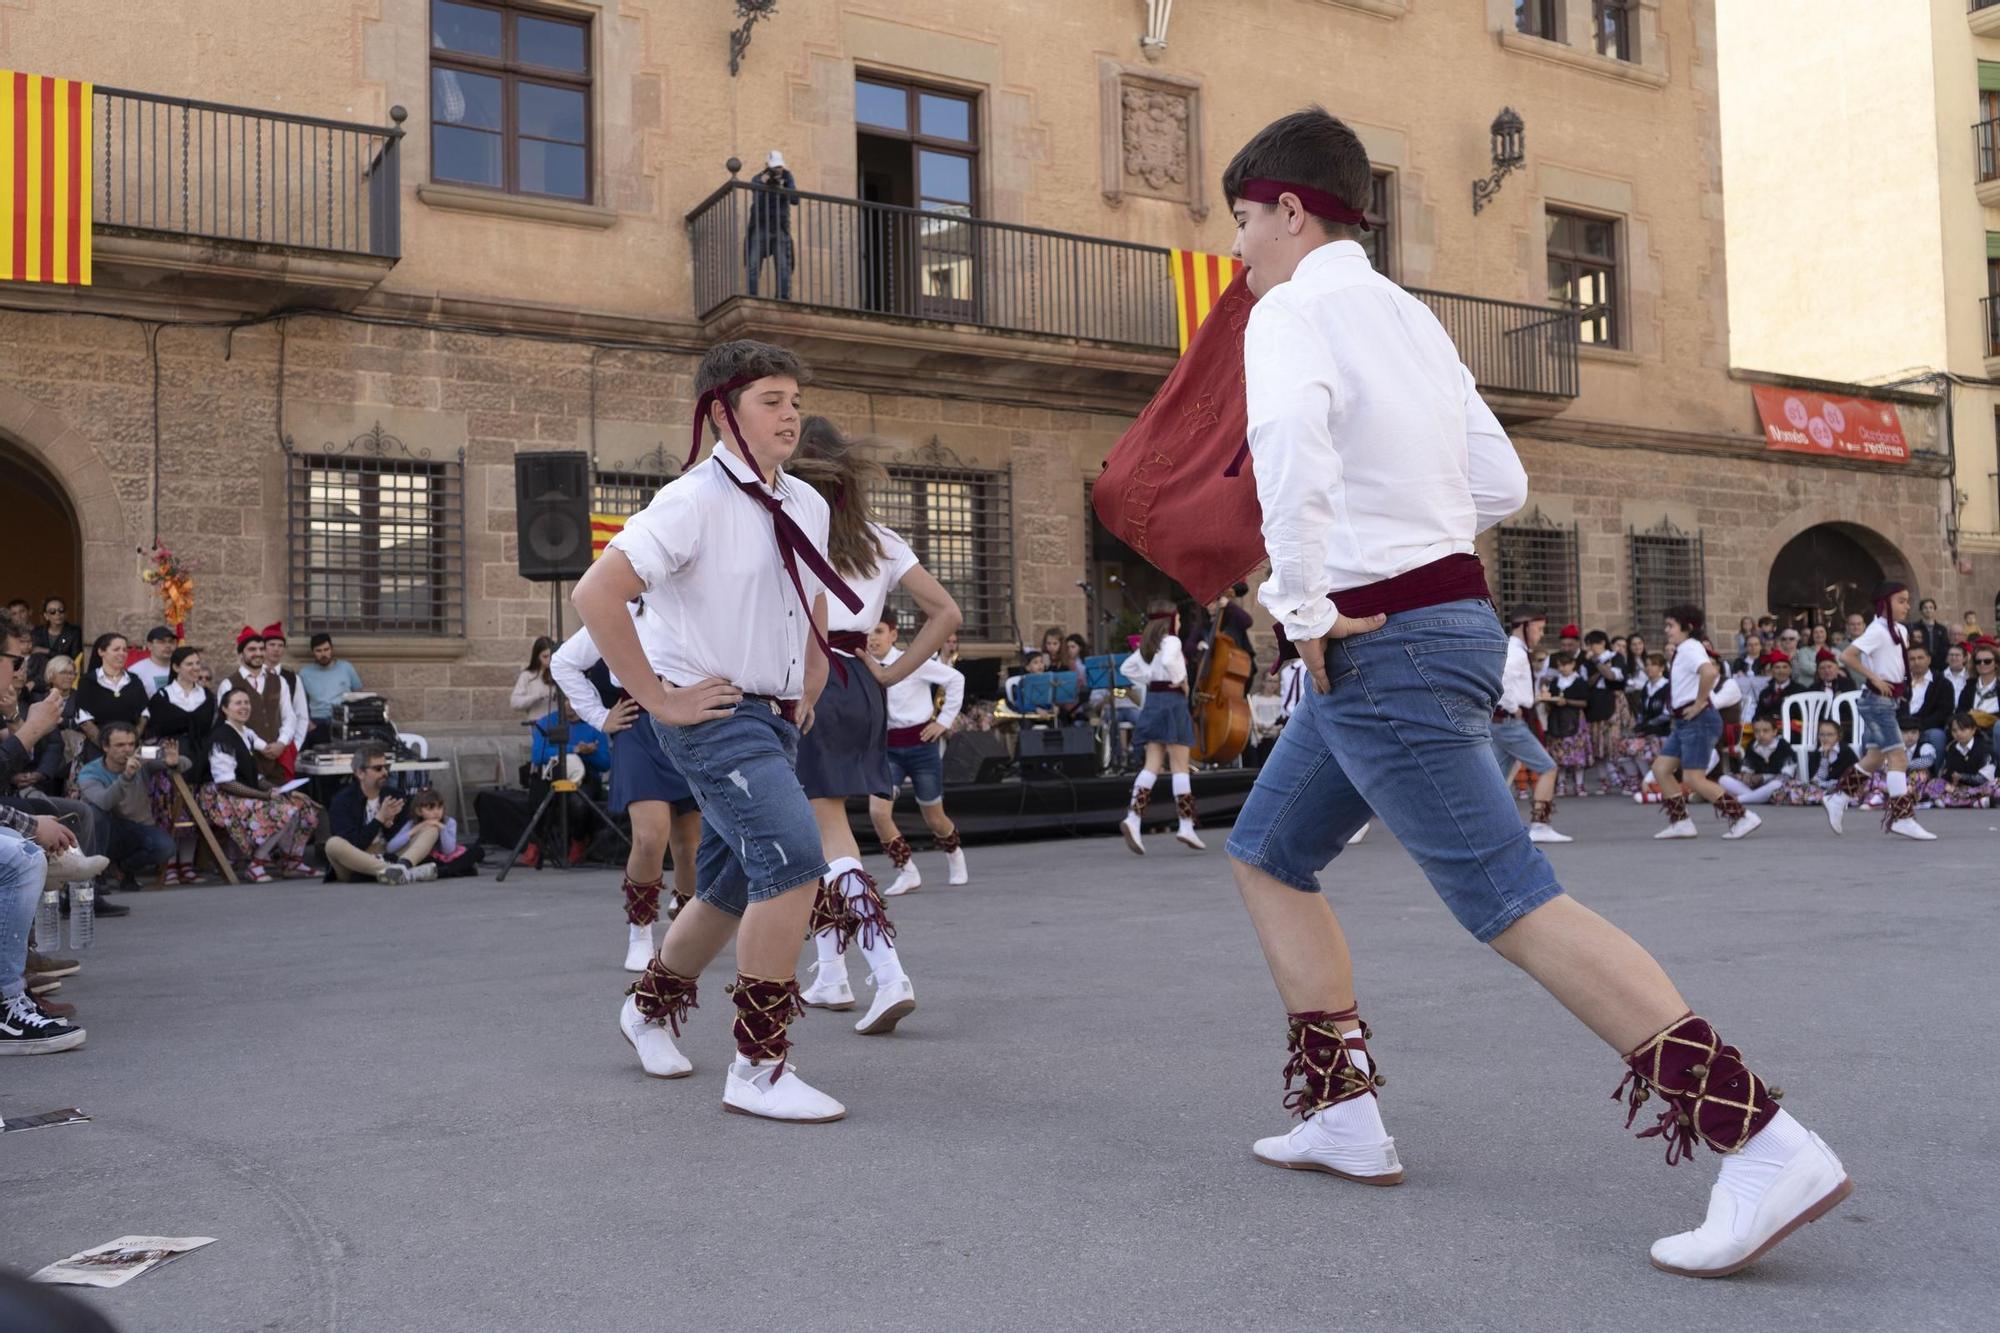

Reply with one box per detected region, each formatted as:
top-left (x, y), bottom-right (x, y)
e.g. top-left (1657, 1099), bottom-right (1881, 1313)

top-left (590, 512), bottom-right (630, 561)
top-left (0, 70), bottom-right (92, 285)
top-left (1169, 248), bottom-right (1243, 354)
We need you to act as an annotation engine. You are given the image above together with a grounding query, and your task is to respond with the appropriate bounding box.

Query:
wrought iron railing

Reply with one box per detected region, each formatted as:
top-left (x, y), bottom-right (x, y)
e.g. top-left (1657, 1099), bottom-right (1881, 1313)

top-left (1979, 118), bottom-right (2000, 182)
top-left (1974, 0), bottom-right (2000, 14)
top-left (95, 86), bottom-right (404, 259)
top-left (1409, 287), bottom-right (1582, 399)
top-left (688, 179), bottom-right (1176, 347)
top-left (1985, 295), bottom-right (2000, 357)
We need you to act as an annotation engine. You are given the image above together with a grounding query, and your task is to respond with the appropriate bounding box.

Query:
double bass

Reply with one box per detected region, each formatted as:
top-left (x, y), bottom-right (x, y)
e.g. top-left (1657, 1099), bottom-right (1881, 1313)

top-left (1192, 630), bottom-right (1253, 763)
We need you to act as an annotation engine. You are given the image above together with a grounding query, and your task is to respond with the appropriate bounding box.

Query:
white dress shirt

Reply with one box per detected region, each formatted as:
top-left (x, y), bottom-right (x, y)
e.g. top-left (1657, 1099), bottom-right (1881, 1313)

top-left (1120, 634), bottom-right (1187, 688)
top-left (208, 724), bottom-right (266, 785)
top-left (609, 447), bottom-right (831, 700)
top-left (1906, 672), bottom-right (1939, 717)
top-left (1244, 239), bottom-right (1529, 641)
top-left (1849, 617), bottom-right (1907, 684)
top-left (829, 523), bottom-right (920, 641)
top-left (1669, 638), bottom-right (1713, 709)
top-left (880, 646), bottom-right (965, 731)
top-left (277, 667), bottom-right (309, 748)
top-left (1499, 635), bottom-right (1535, 714)
top-left (548, 609), bottom-right (674, 732)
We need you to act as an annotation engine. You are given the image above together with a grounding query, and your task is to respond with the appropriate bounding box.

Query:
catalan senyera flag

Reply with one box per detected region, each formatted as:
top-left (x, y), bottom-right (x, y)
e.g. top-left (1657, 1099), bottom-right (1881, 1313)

top-left (0, 70), bottom-right (92, 286)
top-left (590, 512), bottom-right (630, 561)
top-left (1169, 248), bottom-right (1243, 354)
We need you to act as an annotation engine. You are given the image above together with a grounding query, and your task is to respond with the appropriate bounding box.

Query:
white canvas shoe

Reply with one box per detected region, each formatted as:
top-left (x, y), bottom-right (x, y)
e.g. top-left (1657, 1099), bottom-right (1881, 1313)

top-left (945, 848), bottom-right (969, 884)
top-left (617, 994), bottom-right (692, 1079)
top-left (1653, 820), bottom-right (1699, 840)
top-left (1650, 1133), bottom-right (1850, 1277)
top-left (801, 957), bottom-right (855, 1011)
top-left (854, 971), bottom-right (915, 1035)
top-left (622, 924), bottom-right (653, 973)
top-left (1347, 823), bottom-right (1369, 844)
top-left (722, 1056), bottom-right (846, 1122)
top-left (1528, 822), bottom-right (1573, 844)
top-left (1175, 824), bottom-right (1207, 850)
top-left (45, 849), bottom-right (109, 884)
top-left (1722, 810), bottom-right (1763, 840)
top-left (881, 864), bottom-right (921, 897)
top-left (1252, 1115), bottom-right (1403, 1186)
top-left (1120, 813), bottom-right (1146, 855)
top-left (1823, 792), bottom-right (1847, 834)
top-left (1888, 815), bottom-right (1936, 841)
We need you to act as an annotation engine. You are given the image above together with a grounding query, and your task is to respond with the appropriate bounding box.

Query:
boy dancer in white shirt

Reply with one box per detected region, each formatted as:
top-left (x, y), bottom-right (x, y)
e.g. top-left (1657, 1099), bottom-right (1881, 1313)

top-left (1215, 108), bottom-right (1846, 1277)
top-left (572, 339), bottom-right (863, 1123)
top-left (867, 615), bottom-right (968, 896)
top-left (1831, 582), bottom-right (1936, 840)
top-left (1650, 607), bottom-right (1761, 841)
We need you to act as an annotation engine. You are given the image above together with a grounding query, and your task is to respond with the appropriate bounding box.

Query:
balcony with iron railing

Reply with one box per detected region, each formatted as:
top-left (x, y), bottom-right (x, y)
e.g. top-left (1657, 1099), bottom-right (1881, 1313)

top-left (1974, 0), bottom-right (2000, 37)
top-left (87, 85), bottom-right (405, 309)
top-left (686, 178), bottom-right (1581, 420)
top-left (1984, 295), bottom-right (2000, 361)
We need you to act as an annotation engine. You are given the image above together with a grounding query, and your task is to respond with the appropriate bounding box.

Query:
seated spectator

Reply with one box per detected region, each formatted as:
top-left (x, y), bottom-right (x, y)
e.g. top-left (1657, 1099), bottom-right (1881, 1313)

top-left (198, 683), bottom-right (319, 883)
top-left (388, 787), bottom-right (471, 877)
top-left (1942, 642), bottom-right (1971, 701)
top-left (1630, 652), bottom-right (1673, 737)
top-left (145, 646), bottom-right (217, 884)
top-left (1720, 716), bottom-right (1794, 805)
top-left (1802, 718), bottom-right (1858, 798)
top-left (0, 826), bottom-right (88, 1054)
top-left (2, 683), bottom-right (67, 800)
top-left (129, 625), bottom-right (178, 697)
top-left (72, 631), bottom-right (152, 762)
top-left (29, 594), bottom-right (82, 667)
top-left (512, 636), bottom-right (558, 722)
top-left (1927, 712), bottom-right (1995, 808)
top-left (1899, 643), bottom-right (1952, 760)
top-left (1752, 653), bottom-right (1809, 742)
top-left (1958, 644), bottom-right (1999, 729)
top-left (323, 745), bottom-right (438, 885)
top-left (297, 632), bottom-right (363, 750)
top-left (75, 722), bottom-right (187, 888)
top-left (1903, 727), bottom-right (1937, 782)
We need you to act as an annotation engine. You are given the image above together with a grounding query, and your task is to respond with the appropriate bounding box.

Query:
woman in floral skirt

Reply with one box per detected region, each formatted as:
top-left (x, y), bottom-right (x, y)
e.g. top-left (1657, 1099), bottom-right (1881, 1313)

top-left (197, 683), bottom-right (319, 881)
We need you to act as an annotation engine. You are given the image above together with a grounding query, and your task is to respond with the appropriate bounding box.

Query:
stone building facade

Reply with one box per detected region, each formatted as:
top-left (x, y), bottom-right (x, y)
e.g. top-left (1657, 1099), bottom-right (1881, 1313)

top-left (0, 0), bottom-right (1956, 737)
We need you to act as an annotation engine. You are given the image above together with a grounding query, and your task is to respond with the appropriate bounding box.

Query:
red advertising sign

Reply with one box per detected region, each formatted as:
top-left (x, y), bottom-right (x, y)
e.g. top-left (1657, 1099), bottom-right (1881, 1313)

top-left (1751, 386), bottom-right (1909, 464)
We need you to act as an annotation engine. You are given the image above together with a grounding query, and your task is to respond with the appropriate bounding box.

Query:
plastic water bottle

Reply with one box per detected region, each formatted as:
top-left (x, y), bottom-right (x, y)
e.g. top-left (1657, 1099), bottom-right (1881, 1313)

top-left (68, 881), bottom-right (95, 951)
top-left (35, 886), bottom-right (60, 949)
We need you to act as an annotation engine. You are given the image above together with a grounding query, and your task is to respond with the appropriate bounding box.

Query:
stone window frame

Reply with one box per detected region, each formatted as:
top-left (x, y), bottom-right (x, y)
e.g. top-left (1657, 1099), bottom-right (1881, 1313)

top-left (1628, 516), bottom-right (1705, 640)
top-left (1361, 169), bottom-right (1397, 280)
top-left (429, 0), bottom-right (596, 204)
top-left (1546, 204), bottom-right (1624, 350)
top-left (1591, 0), bottom-right (1638, 62)
top-left (1515, 0), bottom-right (1563, 41)
top-left (871, 444), bottom-right (1017, 646)
top-left (1099, 60), bottom-right (1208, 223)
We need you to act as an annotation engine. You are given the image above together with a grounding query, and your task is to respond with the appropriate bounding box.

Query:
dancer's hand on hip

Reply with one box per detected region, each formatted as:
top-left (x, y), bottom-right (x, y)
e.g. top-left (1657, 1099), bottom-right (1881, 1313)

top-left (649, 678), bottom-right (742, 727)
top-left (1301, 612), bottom-right (1387, 692)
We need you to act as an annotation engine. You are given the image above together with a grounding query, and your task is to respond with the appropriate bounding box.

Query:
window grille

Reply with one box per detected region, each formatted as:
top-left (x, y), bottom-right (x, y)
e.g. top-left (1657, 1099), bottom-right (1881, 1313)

top-left (284, 424), bottom-right (466, 637)
top-left (868, 441), bottom-right (1015, 644)
top-left (1629, 516), bottom-right (1705, 638)
top-left (1495, 507), bottom-right (1580, 636)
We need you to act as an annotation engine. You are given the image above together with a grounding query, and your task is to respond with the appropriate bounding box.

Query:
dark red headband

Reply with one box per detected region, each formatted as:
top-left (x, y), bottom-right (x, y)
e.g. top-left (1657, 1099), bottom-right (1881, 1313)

top-left (685, 374), bottom-right (759, 471)
top-left (1236, 177), bottom-right (1373, 232)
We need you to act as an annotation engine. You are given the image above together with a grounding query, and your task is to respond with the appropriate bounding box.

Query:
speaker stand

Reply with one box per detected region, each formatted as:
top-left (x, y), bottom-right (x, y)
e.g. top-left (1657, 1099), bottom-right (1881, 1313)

top-left (547, 579), bottom-right (566, 646)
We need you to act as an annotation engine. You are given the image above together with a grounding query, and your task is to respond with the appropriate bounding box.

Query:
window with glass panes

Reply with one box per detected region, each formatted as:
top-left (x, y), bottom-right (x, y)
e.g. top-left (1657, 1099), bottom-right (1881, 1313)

top-left (855, 77), bottom-right (979, 311)
top-left (1515, 0), bottom-right (1561, 40)
top-left (1360, 170), bottom-right (1394, 277)
top-left (287, 452), bottom-right (465, 637)
top-left (1547, 208), bottom-right (1620, 348)
top-left (1592, 0), bottom-right (1636, 61)
top-left (430, 0), bottom-right (591, 201)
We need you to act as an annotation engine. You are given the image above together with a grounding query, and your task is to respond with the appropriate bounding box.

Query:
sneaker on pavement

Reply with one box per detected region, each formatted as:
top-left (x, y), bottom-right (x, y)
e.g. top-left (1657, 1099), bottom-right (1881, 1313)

top-left (945, 849), bottom-right (969, 885)
top-left (722, 1056), bottom-right (846, 1122)
top-left (1528, 822), bottom-right (1573, 844)
top-left (1120, 814), bottom-right (1146, 856)
top-left (1650, 1132), bottom-right (1850, 1278)
top-left (1823, 792), bottom-right (1847, 835)
top-left (1653, 820), bottom-right (1699, 840)
top-left (406, 863), bottom-right (438, 882)
top-left (801, 957), bottom-right (855, 1011)
top-left (623, 924), bottom-right (654, 974)
top-left (1888, 816), bottom-right (1937, 841)
top-left (27, 951), bottom-right (79, 980)
top-left (46, 849), bottom-right (109, 884)
top-left (1722, 810), bottom-right (1763, 840)
top-left (32, 994), bottom-right (76, 1019)
top-left (881, 864), bottom-right (921, 897)
top-left (0, 992), bottom-right (86, 1055)
top-left (617, 994), bottom-right (693, 1079)
top-left (854, 972), bottom-right (915, 1035)
top-left (1252, 1113), bottom-right (1403, 1186)
top-left (375, 863), bottom-right (412, 885)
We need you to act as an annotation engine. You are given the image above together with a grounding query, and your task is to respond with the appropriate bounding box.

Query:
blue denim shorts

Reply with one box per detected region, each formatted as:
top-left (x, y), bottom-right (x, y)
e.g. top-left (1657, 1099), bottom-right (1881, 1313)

top-left (1224, 599), bottom-right (1564, 943)
top-left (885, 741), bottom-right (945, 805)
top-left (1489, 715), bottom-right (1554, 774)
top-left (1857, 693), bottom-right (1903, 752)
top-left (1660, 705), bottom-right (1722, 768)
top-left (654, 701), bottom-right (829, 917)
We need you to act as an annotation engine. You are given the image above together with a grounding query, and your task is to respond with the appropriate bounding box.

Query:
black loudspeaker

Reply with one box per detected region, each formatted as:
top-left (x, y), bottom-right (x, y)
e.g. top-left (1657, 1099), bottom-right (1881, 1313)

top-left (515, 451), bottom-right (592, 582)
top-left (1016, 723), bottom-right (1099, 778)
top-left (943, 731), bottom-right (1010, 785)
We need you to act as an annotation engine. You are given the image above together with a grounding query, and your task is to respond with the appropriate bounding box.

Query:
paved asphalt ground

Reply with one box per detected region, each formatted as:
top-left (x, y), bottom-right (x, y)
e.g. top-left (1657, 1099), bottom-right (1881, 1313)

top-left (2, 798), bottom-right (1995, 1332)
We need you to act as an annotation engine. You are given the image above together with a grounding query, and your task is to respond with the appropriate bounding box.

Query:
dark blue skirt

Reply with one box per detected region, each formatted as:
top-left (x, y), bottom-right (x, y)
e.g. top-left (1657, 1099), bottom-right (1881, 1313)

top-left (611, 718), bottom-right (696, 815)
top-left (796, 657), bottom-right (892, 799)
top-left (1131, 688), bottom-right (1195, 747)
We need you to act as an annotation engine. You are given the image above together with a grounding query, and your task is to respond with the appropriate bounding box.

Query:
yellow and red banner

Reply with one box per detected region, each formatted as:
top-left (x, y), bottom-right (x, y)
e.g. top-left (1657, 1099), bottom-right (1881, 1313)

top-left (590, 512), bottom-right (630, 561)
top-left (1169, 248), bottom-right (1243, 354)
top-left (0, 69), bottom-right (92, 285)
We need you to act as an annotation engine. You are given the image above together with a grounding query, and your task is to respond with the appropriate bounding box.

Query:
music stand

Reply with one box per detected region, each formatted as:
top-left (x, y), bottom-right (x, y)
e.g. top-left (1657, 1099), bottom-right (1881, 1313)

top-left (493, 715), bottom-right (629, 881)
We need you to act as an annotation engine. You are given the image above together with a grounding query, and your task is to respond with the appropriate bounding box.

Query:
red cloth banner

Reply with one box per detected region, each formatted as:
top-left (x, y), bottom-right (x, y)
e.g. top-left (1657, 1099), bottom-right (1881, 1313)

top-left (1092, 270), bottom-right (1264, 604)
top-left (1751, 386), bottom-right (1908, 464)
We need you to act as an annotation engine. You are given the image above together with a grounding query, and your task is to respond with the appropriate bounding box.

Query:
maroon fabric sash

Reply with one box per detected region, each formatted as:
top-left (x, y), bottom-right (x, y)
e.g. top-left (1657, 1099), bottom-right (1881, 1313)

top-left (827, 630), bottom-right (870, 654)
top-left (1327, 554), bottom-right (1491, 622)
top-left (887, 724), bottom-right (928, 748)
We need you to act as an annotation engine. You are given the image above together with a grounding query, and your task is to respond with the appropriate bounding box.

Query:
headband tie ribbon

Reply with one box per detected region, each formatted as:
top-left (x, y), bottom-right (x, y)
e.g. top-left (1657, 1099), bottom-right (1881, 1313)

top-left (1236, 177), bottom-right (1374, 232)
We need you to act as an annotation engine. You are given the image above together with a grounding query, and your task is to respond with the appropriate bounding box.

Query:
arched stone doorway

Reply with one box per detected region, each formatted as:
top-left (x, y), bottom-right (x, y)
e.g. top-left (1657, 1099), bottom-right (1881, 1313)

top-left (1767, 522), bottom-right (1915, 628)
top-left (0, 436), bottom-right (82, 621)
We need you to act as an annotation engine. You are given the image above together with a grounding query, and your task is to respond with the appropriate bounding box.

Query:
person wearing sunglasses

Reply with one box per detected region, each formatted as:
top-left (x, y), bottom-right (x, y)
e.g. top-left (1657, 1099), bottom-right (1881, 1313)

top-left (322, 744), bottom-right (437, 886)
top-left (1957, 645), bottom-right (2000, 731)
top-left (28, 596), bottom-right (81, 666)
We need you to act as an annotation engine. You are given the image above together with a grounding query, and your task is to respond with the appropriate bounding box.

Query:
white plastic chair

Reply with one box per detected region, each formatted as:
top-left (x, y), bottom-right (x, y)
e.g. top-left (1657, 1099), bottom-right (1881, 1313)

top-left (397, 731), bottom-right (429, 759)
top-left (1780, 690), bottom-right (1865, 780)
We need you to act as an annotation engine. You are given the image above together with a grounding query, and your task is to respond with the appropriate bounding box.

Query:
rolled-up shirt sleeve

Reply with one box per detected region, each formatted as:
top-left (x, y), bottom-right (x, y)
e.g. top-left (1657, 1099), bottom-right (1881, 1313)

top-left (608, 487), bottom-right (695, 591)
top-left (1245, 297), bottom-right (1341, 642)
top-left (923, 659), bottom-right (966, 729)
top-left (548, 628), bottom-right (610, 731)
top-left (1462, 365), bottom-right (1528, 534)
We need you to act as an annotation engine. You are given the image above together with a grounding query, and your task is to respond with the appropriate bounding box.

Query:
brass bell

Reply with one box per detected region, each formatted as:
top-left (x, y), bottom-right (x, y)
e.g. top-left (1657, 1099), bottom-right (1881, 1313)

top-left (1373, 1074), bottom-right (1386, 1087)
top-left (1769, 1086), bottom-right (1785, 1100)
top-left (1688, 1063), bottom-right (1709, 1078)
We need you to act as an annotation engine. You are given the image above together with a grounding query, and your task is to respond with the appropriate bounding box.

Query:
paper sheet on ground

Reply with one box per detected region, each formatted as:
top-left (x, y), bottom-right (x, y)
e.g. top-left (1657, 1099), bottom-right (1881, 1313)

top-left (32, 1236), bottom-right (216, 1288)
top-left (0, 1107), bottom-right (90, 1133)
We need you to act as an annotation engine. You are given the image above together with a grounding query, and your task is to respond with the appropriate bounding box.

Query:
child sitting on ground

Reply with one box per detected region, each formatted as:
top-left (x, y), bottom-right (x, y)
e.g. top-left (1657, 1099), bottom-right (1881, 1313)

top-left (1929, 712), bottom-right (1995, 808)
top-left (1719, 715), bottom-right (1794, 806)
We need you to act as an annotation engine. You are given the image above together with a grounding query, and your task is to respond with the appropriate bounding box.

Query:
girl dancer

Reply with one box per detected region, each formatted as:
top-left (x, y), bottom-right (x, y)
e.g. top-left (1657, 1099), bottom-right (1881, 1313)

top-left (550, 611), bottom-right (704, 971)
top-left (788, 417), bottom-right (962, 1035)
top-left (1119, 600), bottom-right (1203, 854)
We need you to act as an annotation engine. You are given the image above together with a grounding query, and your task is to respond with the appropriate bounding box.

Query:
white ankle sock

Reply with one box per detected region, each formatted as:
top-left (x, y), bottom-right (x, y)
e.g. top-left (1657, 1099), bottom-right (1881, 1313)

top-left (1132, 770), bottom-right (1157, 799)
top-left (1715, 1107), bottom-right (1811, 1217)
top-left (628, 922), bottom-right (650, 944)
top-left (1885, 770), bottom-right (1908, 798)
top-left (813, 928), bottom-right (843, 970)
